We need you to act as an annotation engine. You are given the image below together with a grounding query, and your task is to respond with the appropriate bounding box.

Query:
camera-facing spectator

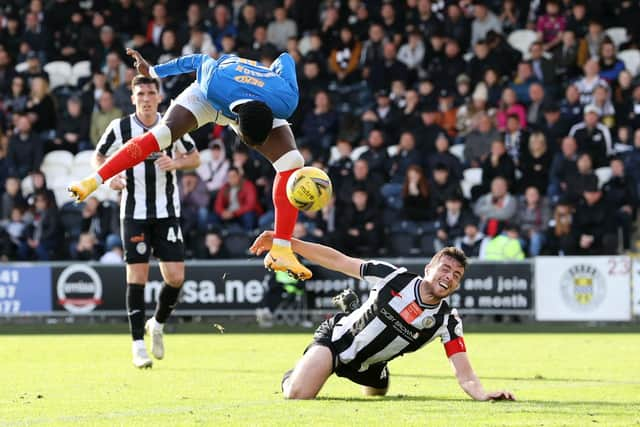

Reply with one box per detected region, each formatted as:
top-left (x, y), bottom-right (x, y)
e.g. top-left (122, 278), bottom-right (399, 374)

top-left (53, 96), bottom-right (91, 153)
top-left (7, 115), bottom-right (43, 179)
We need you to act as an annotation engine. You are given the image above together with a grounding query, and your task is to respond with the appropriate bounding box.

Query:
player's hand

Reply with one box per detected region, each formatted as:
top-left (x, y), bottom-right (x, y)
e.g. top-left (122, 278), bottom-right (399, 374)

top-left (249, 230), bottom-right (274, 256)
top-left (485, 390), bottom-right (516, 401)
top-left (126, 48), bottom-right (151, 77)
top-left (155, 154), bottom-right (176, 171)
top-left (109, 175), bottom-right (126, 190)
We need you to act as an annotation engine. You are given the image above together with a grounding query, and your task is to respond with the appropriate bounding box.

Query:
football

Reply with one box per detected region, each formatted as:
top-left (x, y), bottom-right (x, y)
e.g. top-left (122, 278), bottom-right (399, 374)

top-left (286, 167), bottom-right (333, 212)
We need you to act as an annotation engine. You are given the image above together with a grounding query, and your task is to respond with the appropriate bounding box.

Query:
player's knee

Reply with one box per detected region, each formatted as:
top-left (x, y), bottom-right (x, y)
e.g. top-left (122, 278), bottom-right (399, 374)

top-left (273, 150), bottom-right (304, 172)
top-left (164, 273), bottom-right (184, 287)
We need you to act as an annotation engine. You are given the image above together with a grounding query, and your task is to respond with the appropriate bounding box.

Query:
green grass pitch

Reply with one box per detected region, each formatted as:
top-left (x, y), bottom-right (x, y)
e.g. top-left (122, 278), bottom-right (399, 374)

top-left (1, 326), bottom-right (639, 426)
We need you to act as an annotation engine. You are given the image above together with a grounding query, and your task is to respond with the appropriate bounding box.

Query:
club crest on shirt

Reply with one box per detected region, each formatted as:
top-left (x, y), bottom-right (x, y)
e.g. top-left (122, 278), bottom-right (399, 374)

top-left (422, 315), bottom-right (436, 329)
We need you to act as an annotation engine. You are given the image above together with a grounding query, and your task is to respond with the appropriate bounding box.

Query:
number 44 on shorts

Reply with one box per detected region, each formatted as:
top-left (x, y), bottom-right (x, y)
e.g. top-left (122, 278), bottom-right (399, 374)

top-left (167, 226), bottom-right (183, 243)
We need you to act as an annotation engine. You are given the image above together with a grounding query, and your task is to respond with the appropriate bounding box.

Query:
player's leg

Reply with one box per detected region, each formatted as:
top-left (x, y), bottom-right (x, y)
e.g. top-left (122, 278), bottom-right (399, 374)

top-left (68, 83), bottom-right (207, 201)
top-left (123, 220), bottom-right (153, 368)
top-left (145, 218), bottom-right (186, 359)
top-left (251, 125), bottom-right (311, 280)
top-left (283, 345), bottom-right (334, 399)
top-left (340, 363), bottom-right (389, 397)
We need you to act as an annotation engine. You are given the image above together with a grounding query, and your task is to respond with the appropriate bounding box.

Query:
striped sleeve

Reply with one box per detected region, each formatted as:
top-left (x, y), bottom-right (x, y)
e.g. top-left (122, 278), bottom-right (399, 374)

top-left (96, 119), bottom-right (122, 157)
top-left (360, 260), bottom-right (401, 290)
top-left (174, 132), bottom-right (196, 154)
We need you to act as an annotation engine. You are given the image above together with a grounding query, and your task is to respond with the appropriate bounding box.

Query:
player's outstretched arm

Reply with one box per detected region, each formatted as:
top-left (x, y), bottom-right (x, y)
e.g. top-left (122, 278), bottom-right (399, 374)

top-left (250, 231), bottom-right (364, 279)
top-left (449, 352), bottom-right (516, 401)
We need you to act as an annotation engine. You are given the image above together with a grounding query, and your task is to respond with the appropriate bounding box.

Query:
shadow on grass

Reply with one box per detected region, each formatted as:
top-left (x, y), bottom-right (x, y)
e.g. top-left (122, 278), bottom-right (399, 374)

top-left (391, 373), bottom-right (640, 384)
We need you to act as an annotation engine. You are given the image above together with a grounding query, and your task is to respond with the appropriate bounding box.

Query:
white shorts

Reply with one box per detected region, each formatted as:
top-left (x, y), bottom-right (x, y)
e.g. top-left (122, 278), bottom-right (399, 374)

top-left (169, 82), bottom-right (289, 131)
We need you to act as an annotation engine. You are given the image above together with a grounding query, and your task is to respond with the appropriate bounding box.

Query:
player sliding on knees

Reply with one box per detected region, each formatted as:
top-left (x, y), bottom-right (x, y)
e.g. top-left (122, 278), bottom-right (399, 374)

top-left (69, 49), bottom-right (312, 280)
top-left (250, 232), bottom-right (516, 401)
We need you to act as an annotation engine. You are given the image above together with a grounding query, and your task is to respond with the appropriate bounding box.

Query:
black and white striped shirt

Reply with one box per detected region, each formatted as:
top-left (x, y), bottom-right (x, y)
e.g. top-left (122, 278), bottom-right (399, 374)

top-left (331, 261), bottom-right (463, 372)
top-left (96, 113), bottom-right (196, 220)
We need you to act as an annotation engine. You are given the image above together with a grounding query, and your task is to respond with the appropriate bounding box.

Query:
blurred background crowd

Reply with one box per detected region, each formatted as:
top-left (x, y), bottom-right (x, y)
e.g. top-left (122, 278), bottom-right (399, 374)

top-left (1, 0), bottom-right (639, 263)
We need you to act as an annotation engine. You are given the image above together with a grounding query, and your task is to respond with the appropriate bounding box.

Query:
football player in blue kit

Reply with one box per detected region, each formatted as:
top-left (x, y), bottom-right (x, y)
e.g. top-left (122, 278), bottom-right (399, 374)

top-left (69, 49), bottom-right (312, 280)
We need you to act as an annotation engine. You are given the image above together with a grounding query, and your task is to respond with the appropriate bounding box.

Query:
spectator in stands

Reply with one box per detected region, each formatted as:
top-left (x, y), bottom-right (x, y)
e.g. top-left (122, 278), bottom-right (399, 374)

top-left (20, 52), bottom-right (48, 84)
top-left (198, 229), bottom-right (229, 259)
top-left (91, 25), bottom-right (124, 72)
top-left (435, 190), bottom-right (475, 251)
top-left (480, 222), bottom-right (525, 260)
top-left (180, 171), bottom-right (210, 251)
top-left (486, 30), bottom-right (522, 81)
top-left (0, 14), bottom-right (21, 60)
top-left (103, 51), bottom-right (128, 90)
top-left (359, 129), bottom-right (390, 183)
top-left (24, 170), bottom-right (56, 209)
top-left (615, 72), bottom-right (636, 128)
top-left (338, 158), bottom-right (383, 212)
top-left (17, 192), bottom-right (59, 260)
top-left (112, 68), bottom-right (136, 115)
top-left (552, 30), bottom-right (580, 83)
top-left (454, 74), bottom-right (472, 108)
top-left (509, 61), bottom-right (536, 105)
top-left (25, 75), bottom-right (56, 139)
top-left (4, 76), bottom-right (29, 124)
top-left (568, 104), bottom-right (613, 168)
top-left (482, 68), bottom-right (503, 108)
top-left (7, 115), bottom-right (43, 179)
top-left (0, 206), bottom-right (27, 260)
top-left (157, 29), bottom-right (181, 65)
top-left (581, 20), bottom-right (605, 61)
top-left (71, 232), bottom-right (99, 260)
top-left (538, 100), bottom-right (570, 152)
top-left (400, 164), bottom-right (436, 223)
top-left (474, 176), bottom-right (517, 237)
top-left (236, 4), bottom-right (260, 52)
top-left (327, 138), bottom-right (354, 191)
top-left (0, 49), bottom-right (16, 96)
top-left (427, 133), bottom-right (463, 181)
top-left (564, 152), bottom-right (598, 204)
top-left (1, 177), bottom-right (25, 221)
top-left (572, 177), bottom-right (617, 255)
top-left (301, 90), bottom-right (339, 161)
top-left (526, 82), bottom-right (546, 129)
top-left (210, 4), bottom-right (237, 51)
top-left (470, 1), bottom-right (501, 48)
top-left (444, 2), bottom-right (471, 52)
top-left (456, 83), bottom-right (492, 138)
top-left (478, 139), bottom-right (516, 198)
top-left (296, 59), bottom-right (329, 120)
top-left (146, 3), bottom-right (170, 47)
top-left (79, 196), bottom-right (119, 251)
top-left (575, 59), bottom-right (608, 106)
top-left (197, 140), bottom-right (229, 199)
top-left (502, 113), bottom-right (529, 164)
top-left (99, 234), bottom-right (123, 264)
top-left (455, 219), bottom-right (486, 258)
top-left (528, 41), bottom-right (558, 94)
top-left (603, 157), bottom-right (637, 250)
top-left (22, 12), bottom-right (50, 60)
top-left (464, 112), bottom-right (500, 167)
top-left (467, 39), bottom-right (497, 86)
top-left (543, 199), bottom-right (576, 255)
top-left (598, 39), bottom-right (625, 85)
top-left (211, 167), bottom-right (260, 231)
top-left (337, 188), bottom-right (382, 257)
top-left (589, 84), bottom-right (616, 129)
top-left (496, 87), bottom-right (526, 131)
top-left (90, 90), bottom-right (122, 146)
top-left (267, 6), bottom-right (297, 50)
top-left (182, 25), bottom-right (216, 57)
top-left (367, 41), bottom-right (408, 93)
top-left (518, 132), bottom-right (552, 195)
top-left (53, 95), bottom-right (90, 153)
top-left (430, 162), bottom-right (462, 215)
top-left (387, 131), bottom-right (421, 188)
top-left (129, 31), bottom-right (161, 65)
top-left (111, 0), bottom-right (144, 41)
top-left (361, 90), bottom-right (401, 143)
top-left (397, 30), bottom-right (425, 85)
top-left (515, 186), bottom-right (551, 256)
top-left (414, 103), bottom-right (447, 155)
top-left (560, 83), bottom-right (583, 127)
top-left (499, 0), bottom-right (520, 35)
top-left (566, 2), bottom-right (588, 40)
top-left (436, 89), bottom-right (459, 138)
top-left (536, 0), bottom-right (565, 50)
top-left (624, 128), bottom-right (640, 191)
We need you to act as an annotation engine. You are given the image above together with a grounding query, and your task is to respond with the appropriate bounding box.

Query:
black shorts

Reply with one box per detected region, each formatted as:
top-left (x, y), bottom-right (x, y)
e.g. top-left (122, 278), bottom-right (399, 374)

top-left (122, 217), bottom-right (185, 264)
top-left (306, 314), bottom-right (389, 390)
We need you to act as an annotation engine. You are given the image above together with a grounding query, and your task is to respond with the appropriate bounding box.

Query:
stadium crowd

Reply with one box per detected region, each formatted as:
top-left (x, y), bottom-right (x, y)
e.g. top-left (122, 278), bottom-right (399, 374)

top-left (0, 0), bottom-right (639, 262)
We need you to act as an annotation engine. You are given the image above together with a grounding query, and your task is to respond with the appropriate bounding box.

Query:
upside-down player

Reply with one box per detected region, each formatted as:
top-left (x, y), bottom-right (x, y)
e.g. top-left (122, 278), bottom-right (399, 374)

top-left (69, 49), bottom-right (312, 280)
top-left (250, 231), bottom-right (516, 401)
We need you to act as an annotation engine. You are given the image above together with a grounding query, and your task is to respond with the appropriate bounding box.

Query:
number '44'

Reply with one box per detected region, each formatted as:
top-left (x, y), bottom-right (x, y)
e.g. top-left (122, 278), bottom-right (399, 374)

top-left (167, 227), bottom-right (183, 243)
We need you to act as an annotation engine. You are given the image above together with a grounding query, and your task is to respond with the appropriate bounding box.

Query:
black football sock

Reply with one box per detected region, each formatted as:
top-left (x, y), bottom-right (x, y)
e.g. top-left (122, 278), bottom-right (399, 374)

top-left (126, 283), bottom-right (146, 340)
top-left (154, 283), bottom-right (181, 324)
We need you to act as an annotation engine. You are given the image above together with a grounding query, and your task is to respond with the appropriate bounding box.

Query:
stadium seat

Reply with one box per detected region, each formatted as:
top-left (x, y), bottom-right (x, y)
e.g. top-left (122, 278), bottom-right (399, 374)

top-left (595, 166), bottom-right (612, 188)
top-left (389, 232), bottom-right (415, 257)
top-left (328, 145), bottom-right (340, 164)
top-left (449, 144), bottom-right (465, 163)
top-left (53, 187), bottom-right (71, 207)
top-left (43, 150), bottom-right (74, 168)
top-left (223, 232), bottom-right (252, 257)
top-left (387, 145), bottom-right (399, 157)
top-left (507, 29), bottom-right (537, 57)
top-left (460, 179), bottom-right (474, 200)
top-left (618, 49), bottom-right (640, 76)
top-left (73, 150), bottom-right (95, 168)
top-left (14, 61), bottom-right (29, 73)
top-left (21, 175), bottom-right (34, 196)
top-left (419, 233), bottom-right (437, 256)
top-left (463, 168), bottom-right (482, 186)
top-left (605, 27), bottom-right (629, 48)
top-left (70, 60), bottom-right (92, 86)
top-left (43, 61), bottom-right (72, 89)
top-left (41, 165), bottom-right (71, 183)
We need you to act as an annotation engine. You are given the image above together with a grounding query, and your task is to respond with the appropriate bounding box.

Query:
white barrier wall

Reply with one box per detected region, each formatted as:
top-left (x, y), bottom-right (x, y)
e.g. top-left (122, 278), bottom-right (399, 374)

top-left (633, 259), bottom-right (640, 316)
top-left (535, 256), bottom-right (632, 321)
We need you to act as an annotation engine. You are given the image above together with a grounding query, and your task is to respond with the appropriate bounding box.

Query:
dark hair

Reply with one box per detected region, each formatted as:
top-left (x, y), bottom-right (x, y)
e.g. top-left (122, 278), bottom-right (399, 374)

top-left (402, 164), bottom-right (429, 199)
top-left (431, 246), bottom-right (468, 270)
top-left (236, 101), bottom-right (273, 146)
top-left (131, 75), bottom-right (160, 91)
